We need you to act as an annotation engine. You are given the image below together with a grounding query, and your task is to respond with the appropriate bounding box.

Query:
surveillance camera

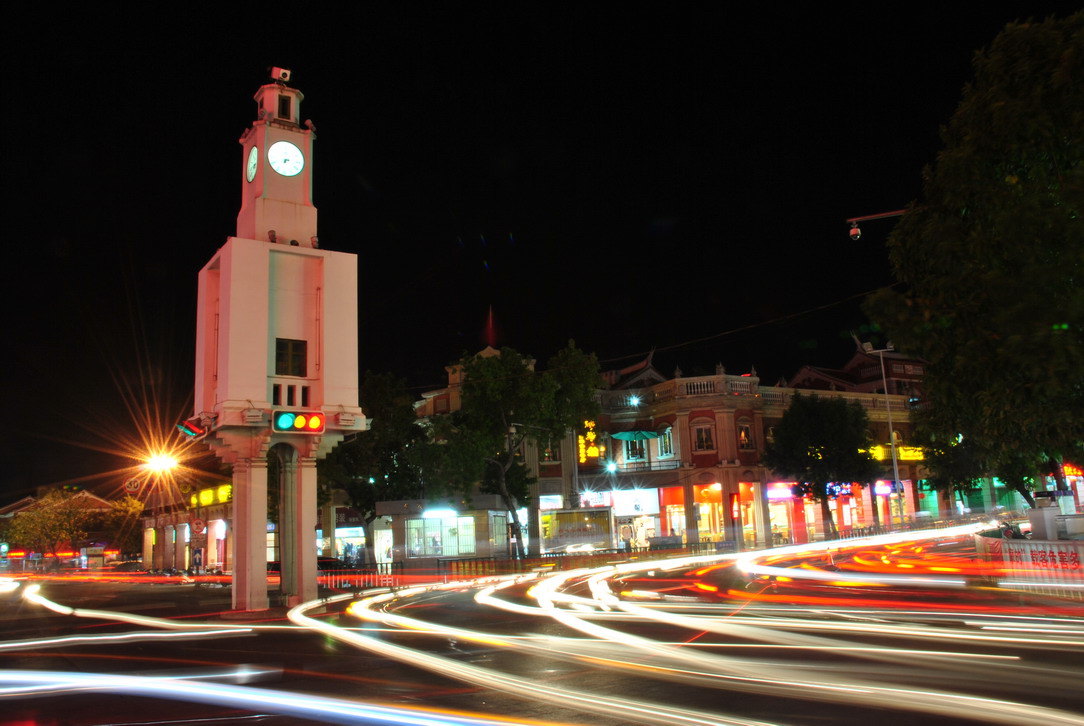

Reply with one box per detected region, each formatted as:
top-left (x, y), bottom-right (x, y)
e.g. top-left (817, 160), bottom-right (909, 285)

top-left (270, 67), bottom-right (292, 83)
top-left (849, 226), bottom-right (862, 241)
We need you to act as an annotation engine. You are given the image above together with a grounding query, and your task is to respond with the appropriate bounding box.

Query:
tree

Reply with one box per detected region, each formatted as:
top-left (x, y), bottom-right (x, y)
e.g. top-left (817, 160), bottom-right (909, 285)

top-left (866, 13), bottom-right (1084, 504)
top-left (100, 494), bottom-right (146, 558)
top-left (7, 490), bottom-right (92, 568)
top-left (318, 372), bottom-right (430, 563)
top-left (762, 394), bottom-right (883, 538)
top-left (435, 342), bottom-right (601, 558)
top-left (920, 433), bottom-right (990, 512)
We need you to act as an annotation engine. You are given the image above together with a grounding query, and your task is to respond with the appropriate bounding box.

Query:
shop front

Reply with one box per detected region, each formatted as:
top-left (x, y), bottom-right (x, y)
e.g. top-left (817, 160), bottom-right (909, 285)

top-left (657, 482), bottom-right (748, 546)
top-left (763, 481), bottom-right (910, 543)
top-left (376, 497), bottom-right (512, 563)
top-left (766, 482), bottom-right (802, 544)
top-left (578, 489), bottom-right (660, 547)
top-left (328, 506), bottom-right (367, 566)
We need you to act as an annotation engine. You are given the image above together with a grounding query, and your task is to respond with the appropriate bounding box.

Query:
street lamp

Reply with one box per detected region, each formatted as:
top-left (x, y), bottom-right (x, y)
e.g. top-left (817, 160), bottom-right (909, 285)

top-left (143, 454), bottom-right (178, 474)
top-left (141, 452), bottom-right (179, 569)
top-left (862, 342), bottom-right (905, 528)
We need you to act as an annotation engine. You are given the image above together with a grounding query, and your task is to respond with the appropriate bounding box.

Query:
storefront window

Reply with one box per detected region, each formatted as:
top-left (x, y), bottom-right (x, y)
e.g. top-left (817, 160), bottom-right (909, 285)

top-left (405, 516), bottom-right (476, 557)
top-left (335, 526), bottom-right (366, 566)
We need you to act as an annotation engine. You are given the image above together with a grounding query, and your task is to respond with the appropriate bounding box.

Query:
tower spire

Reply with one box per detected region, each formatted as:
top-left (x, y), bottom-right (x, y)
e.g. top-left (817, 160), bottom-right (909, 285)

top-left (484, 305), bottom-right (497, 348)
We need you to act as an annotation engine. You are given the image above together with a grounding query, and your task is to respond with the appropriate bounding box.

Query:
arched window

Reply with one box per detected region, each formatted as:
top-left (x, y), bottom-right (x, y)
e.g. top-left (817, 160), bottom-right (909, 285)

top-left (737, 418), bottom-right (755, 451)
top-left (657, 426), bottom-right (674, 458)
top-left (691, 419), bottom-right (716, 452)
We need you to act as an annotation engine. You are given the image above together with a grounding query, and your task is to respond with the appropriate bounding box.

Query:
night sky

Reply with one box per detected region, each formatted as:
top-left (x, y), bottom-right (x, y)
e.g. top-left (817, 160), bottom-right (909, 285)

top-left (5, 3), bottom-right (1077, 496)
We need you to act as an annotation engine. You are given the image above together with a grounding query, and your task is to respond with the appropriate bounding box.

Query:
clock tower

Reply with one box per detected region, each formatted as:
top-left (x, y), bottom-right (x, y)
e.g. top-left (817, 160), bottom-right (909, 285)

top-left (191, 69), bottom-right (364, 611)
top-left (236, 71), bottom-right (318, 247)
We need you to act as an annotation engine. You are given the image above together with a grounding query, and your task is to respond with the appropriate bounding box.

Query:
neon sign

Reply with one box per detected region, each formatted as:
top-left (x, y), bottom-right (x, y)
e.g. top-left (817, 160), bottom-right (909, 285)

top-left (578, 420), bottom-right (605, 463)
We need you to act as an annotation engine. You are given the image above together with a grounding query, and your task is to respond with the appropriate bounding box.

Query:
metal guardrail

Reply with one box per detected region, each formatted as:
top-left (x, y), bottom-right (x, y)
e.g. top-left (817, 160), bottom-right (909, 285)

top-left (436, 540), bottom-right (739, 581)
top-left (318, 562), bottom-right (403, 589)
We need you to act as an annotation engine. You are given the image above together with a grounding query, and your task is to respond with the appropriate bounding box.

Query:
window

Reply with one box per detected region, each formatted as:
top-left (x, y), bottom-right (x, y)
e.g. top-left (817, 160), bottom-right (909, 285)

top-left (738, 423), bottom-right (755, 450)
top-left (658, 427), bottom-right (674, 457)
top-left (693, 424), bottom-right (715, 451)
top-left (625, 440), bottom-right (646, 460)
top-left (277, 94), bottom-right (292, 119)
top-left (275, 339), bottom-right (307, 377)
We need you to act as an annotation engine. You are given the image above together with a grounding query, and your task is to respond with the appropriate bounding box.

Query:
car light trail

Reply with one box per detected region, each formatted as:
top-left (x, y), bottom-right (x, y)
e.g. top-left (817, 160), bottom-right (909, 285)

top-left (297, 591), bottom-right (782, 726)
top-left (0, 628), bottom-right (249, 651)
top-left (0, 670), bottom-right (560, 726)
top-left (11, 523), bottom-right (1081, 726)
top-left (329, 525), bottom-right (1083, 726)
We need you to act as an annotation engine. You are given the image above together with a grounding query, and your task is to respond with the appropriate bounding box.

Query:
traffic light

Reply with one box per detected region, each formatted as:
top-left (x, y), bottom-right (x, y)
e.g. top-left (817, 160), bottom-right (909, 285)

top-left (272, 411), bottom-right (325, 434)
top-left (177, 417), bottom-right (207, 438)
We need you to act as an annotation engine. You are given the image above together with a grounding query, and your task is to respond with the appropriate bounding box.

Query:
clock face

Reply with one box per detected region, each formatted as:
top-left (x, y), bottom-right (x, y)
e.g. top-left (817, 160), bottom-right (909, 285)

top-left (267, 140), bottom-right (304, 177)
top-left (246, 146), bottom-right (258, 182)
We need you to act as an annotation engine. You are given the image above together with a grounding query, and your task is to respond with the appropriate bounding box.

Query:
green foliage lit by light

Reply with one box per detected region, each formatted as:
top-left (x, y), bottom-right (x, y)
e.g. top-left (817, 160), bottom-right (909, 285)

top-left (865, 12), bottom-right (1084, 506)
top-left (6, 490), bottom-right (93, 566)
top-left (429, 342), bottom-right (601, 558)
top-left (763, 393), bottom-right (883, 537)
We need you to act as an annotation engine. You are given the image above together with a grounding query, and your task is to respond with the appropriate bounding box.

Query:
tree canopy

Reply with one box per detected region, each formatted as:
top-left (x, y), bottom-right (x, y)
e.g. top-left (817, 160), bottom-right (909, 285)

top-left (6, 490), bottom-right (92, 566)
top-left (866, 13), bottom-right (1084, 499)
top-left (101, 494), bottom-right (146, 557)
top-left (318, 372), bottom-right (429, 561)
top-left (921, 434), bottom-right (989, 509)
top-left (762, 393), bottom-right (883, 537)
top-left (431, 342), bottom-right (601, 557)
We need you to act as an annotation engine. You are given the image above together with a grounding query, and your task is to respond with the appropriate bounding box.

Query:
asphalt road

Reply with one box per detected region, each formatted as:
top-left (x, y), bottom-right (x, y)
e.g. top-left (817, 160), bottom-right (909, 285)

top-left (2, 529), bottom-right (1082, 726)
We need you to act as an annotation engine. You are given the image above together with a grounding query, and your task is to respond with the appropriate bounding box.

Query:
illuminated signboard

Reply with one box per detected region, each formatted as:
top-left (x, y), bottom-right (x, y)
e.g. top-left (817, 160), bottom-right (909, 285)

top-left (867, 445), bottom-right (925, 461)
top-left (188, 484), bottom-right (233, 509)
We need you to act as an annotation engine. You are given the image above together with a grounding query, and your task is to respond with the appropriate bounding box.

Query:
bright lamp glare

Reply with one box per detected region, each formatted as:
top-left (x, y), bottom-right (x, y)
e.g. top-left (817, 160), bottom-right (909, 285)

top-left (144, 455), bottom-right (178, 473)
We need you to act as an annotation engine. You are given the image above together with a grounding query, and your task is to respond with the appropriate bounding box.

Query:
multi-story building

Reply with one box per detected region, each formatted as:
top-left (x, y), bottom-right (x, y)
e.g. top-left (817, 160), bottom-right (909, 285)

top-left (414, 345), bottom-right (924, 554)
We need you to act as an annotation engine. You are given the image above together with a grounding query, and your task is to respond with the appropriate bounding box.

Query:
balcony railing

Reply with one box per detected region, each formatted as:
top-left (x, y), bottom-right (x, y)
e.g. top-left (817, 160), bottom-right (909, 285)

top-left (601, 377), bottom-right (909, 415)
top-left (581, 459), bottom-right (681, 474)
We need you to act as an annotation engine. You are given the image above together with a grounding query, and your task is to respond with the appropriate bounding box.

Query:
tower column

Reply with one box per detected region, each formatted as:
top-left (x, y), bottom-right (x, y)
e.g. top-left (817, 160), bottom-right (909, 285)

top-left (151, 523), bottom-right (166, 570)
top-left (682, 480), bottom-right (699, 543)
top-left (232, 459), bottom-right (269, 611)
top-left (173, 524), bottom-right (188, 571)
top-left (281, 457), bottom-right (319, 605)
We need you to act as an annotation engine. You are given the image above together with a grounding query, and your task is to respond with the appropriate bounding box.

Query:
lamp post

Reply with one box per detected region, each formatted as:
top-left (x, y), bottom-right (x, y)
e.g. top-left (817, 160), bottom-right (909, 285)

top-left (863, 343), bottom-right (905, 528)
top-left (142, 453), bottom-right (178, 569)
